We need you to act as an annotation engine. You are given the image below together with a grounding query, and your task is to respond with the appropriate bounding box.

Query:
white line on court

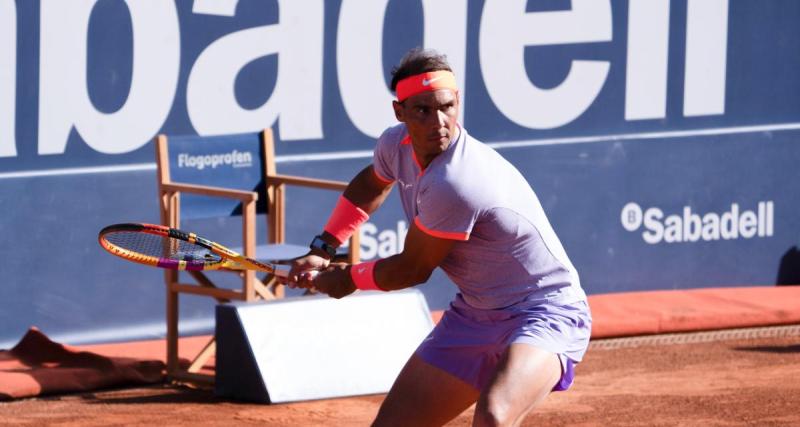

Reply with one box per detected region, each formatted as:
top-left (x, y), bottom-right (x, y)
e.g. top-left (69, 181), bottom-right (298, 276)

top-left (486, 121), bottom-right (800, 150)
top-left (2, 122), bottom-right (799, 180)
top-left (0, 162), bottom-right (156, 179)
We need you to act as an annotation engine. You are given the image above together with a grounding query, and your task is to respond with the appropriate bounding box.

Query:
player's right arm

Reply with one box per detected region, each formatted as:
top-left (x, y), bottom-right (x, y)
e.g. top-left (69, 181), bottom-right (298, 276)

top-left (325, 164), bottom-right (394, 240)
top-left (296, 216), bottom-right (458, 299)
top-left (287, 165), bottom-right (393, 282)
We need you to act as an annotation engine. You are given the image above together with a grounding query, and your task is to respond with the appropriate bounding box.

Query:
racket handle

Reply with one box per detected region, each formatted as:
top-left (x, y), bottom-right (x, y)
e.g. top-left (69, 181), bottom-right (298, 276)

top-left (300, 270), bottom-right (320, 280)
top-left (274, 269), bottom-right (318, 281)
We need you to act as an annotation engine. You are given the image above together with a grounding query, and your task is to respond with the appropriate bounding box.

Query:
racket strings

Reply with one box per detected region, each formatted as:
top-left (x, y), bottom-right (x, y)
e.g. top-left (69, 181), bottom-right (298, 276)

top-left (105, 230), bottom-right (221, 263)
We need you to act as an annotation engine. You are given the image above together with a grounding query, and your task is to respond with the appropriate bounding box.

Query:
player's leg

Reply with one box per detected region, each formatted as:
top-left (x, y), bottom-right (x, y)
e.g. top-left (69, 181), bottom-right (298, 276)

top-left (472, 343), bottom-right (561, 427)
top-left (372, 353), bottom-right (480, 427)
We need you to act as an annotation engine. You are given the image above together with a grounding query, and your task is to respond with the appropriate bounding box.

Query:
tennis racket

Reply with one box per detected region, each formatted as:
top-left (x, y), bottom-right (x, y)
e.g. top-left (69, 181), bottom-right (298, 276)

top-left (98, 223), bottom-right (288, 278)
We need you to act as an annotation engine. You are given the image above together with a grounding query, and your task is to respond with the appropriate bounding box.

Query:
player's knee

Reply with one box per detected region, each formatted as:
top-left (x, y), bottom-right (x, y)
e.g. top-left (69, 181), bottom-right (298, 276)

top-left (473, 395), bottom-right (514, 427)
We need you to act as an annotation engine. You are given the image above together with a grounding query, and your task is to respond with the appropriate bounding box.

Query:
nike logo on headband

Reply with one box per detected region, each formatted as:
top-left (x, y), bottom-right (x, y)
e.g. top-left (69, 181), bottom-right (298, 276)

top-left (422, 76), bottom-right (445, 86)
top-left (396, 71), bottom-right (457, 101)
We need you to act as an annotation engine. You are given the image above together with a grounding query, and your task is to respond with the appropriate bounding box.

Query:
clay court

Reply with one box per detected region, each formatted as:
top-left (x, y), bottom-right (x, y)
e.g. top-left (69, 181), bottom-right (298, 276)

top-left (1, 326), bottom-right (799, 426)
top-left (2, 287), bottom-right (799, 426)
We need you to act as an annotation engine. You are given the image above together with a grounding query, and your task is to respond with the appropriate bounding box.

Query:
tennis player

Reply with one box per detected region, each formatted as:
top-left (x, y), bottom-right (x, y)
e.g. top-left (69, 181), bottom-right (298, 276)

top-left (288, 48), bottom-right (591, 427)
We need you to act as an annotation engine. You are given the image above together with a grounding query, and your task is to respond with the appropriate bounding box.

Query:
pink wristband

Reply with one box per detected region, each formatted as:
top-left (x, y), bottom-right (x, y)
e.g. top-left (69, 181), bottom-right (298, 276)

top-left (350, 260), bottom-right (384, 291)
top-left (323, 195), bottom-right (369, 245)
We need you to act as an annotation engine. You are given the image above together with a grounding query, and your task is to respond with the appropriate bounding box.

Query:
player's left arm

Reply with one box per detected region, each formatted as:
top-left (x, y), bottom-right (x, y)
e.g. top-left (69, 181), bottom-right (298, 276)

top-left (372, 220), bottom-right (457, 290)
top-left (307, 221), bottom-right (458, 298)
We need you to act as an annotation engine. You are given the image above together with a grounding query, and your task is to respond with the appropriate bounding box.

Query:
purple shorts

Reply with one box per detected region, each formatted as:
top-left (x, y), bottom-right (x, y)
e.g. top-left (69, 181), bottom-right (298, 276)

top-left (416, 295), bottom-right (591, 392)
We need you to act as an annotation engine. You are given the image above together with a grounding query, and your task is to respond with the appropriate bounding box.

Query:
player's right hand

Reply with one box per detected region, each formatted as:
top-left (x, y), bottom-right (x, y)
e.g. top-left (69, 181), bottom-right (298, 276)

top-left (286, 253), bottom-right (329, 288)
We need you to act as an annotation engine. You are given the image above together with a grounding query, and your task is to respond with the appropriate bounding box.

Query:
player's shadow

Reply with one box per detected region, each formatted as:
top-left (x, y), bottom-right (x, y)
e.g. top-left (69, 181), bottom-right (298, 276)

top-left (776, 246), bottom-right (800, 286)
top-left (733, 344), bottom-right (800, 354)
top-left (80, 385), bottom-right (229, 405)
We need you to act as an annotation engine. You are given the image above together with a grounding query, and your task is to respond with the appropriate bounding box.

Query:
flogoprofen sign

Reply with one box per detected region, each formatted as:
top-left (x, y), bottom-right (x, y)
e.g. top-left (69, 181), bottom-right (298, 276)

top-left (176, 151), bottom-right (254, 171)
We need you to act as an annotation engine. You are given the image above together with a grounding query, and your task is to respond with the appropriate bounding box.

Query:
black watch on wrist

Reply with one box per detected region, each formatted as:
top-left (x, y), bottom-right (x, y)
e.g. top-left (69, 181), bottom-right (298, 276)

top-left (310, 235), bottom-right (337, 259)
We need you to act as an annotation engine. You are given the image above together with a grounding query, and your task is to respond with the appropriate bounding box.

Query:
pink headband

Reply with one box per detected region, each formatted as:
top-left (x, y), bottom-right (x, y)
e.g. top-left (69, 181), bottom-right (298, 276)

top-left (396, 70), bottom-right (458, 102)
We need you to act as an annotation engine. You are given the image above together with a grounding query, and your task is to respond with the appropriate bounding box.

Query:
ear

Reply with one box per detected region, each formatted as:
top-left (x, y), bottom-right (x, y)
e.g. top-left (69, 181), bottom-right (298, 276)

top-left (392, 100), bottom-right (405, 123)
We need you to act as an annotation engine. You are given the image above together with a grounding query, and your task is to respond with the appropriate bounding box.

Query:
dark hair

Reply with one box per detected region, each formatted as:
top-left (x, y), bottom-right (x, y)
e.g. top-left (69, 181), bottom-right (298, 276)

top-left (390, 48), bottom-right (453, 92)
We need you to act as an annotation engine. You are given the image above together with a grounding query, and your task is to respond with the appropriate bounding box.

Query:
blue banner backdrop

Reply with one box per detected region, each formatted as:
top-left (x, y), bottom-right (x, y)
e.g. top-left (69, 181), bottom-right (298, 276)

top-left (1, 0), bottom-right (798, 347)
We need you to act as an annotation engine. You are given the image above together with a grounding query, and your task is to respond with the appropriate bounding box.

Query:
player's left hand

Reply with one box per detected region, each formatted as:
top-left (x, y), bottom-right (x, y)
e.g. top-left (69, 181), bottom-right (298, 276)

top-left (310, 263), bottom-right (357, 299)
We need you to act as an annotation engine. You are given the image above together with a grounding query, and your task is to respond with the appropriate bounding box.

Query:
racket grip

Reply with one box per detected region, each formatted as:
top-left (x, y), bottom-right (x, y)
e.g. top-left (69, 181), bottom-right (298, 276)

top-left (300, 270), bottom-right (319, 280)
top-left (275, 269), bottom-right (318, 281)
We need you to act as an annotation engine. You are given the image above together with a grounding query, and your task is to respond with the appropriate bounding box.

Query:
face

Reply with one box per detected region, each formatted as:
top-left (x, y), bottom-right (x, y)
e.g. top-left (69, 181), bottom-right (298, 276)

top-left (393, 89), bottom-right (460, 166)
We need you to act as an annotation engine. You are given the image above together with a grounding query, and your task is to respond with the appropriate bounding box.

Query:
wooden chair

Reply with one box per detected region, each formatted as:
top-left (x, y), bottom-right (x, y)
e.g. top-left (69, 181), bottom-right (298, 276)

top-left (155, 128), bottom-right (360, 385)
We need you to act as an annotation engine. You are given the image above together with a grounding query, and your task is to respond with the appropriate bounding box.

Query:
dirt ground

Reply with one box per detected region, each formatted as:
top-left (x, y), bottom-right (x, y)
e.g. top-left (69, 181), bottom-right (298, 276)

top-left (1, 329), bottom-right (798, 426)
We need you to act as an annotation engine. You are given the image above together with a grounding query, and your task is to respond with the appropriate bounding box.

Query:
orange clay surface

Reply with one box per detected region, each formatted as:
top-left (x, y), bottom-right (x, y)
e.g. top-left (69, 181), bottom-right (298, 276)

top-left (2, 286), bottom-right (800, 425)
top-left (1, 330), bottom-right (799, 426)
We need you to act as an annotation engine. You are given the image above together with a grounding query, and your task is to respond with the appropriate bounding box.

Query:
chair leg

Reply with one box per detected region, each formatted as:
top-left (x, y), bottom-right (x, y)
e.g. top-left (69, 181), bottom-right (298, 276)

top-left (254, 278), bottom-right (277, 300)
top-left (188, 337), bottom-right (216, 373)
top-left (255, 275), bottom-right (286, 300)
top-left (272, 281), bottom-right (286, 299)
top-left (166, 287), bottom-right (179, 378)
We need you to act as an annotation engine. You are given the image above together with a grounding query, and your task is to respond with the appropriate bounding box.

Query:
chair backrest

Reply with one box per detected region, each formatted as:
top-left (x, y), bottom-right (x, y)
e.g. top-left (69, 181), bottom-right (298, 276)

top-left (156, 130), bottom-right (275, 220)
